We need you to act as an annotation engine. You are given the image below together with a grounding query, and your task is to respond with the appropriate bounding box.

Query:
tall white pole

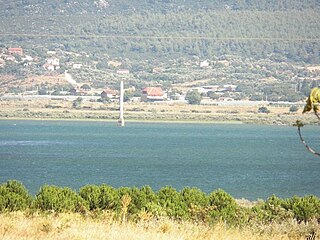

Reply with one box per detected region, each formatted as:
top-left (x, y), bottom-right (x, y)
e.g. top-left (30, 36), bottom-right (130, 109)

top-left (118, 80), bottom-right (125, 127)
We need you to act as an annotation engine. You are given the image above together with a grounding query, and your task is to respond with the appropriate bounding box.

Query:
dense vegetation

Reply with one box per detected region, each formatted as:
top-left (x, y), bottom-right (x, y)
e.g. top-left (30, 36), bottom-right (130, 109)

top-left (2, 0), bottom-right (319, 16)
top-left (0, 0), bottom-right (319, 63)
top-left (0, 0), bottom-right (319, 102)
top-left (1, 180), bottom-right (319, 228)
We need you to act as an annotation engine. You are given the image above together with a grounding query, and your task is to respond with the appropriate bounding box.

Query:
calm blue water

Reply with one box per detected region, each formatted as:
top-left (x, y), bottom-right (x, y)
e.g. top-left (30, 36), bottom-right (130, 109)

top-left (0, 119), bottom-right (319, 200)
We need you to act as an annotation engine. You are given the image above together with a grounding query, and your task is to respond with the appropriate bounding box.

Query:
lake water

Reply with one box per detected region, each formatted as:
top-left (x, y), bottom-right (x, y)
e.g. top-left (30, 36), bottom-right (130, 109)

top-left (0, 119), bottom-right (319, 200)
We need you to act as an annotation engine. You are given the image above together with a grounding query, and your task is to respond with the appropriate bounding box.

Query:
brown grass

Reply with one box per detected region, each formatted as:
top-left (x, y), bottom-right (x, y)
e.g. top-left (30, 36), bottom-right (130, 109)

top-left (0, 98), bottom-right (315, 125)
top-left (0, 212), bottom-right (318, 240)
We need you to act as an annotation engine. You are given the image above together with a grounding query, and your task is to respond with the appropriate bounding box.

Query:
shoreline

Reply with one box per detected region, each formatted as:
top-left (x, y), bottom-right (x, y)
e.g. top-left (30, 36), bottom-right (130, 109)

top-left (0, 98), bottom-right (316, 126)
top-left (0, 116), bottom-right (245, 125)
top-left (0, 114), bottom-right (316, 126)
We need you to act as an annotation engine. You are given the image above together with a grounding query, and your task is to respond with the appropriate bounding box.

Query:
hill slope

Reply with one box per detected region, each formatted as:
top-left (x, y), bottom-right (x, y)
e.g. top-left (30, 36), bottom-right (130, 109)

top-left (1, 0), bottom-right (319, 16)
top-left (0, 0), bottom-right (319, 63)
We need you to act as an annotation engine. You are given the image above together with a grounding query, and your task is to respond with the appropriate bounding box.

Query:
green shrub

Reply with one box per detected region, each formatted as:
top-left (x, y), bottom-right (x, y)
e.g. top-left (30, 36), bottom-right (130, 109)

top-left (252, 195), bottom-right (293, 224)
top-left (79, 185), bottom-right (101, 211)
top-left (157, 186), bottom-right (188, 219)
top-left (258, 106), bottom-right (270, 113)
top-left (289, 105), bottom-right (299, 113)
top-left (98, 184), bottom-right (119, 211)
top-left (181, 187), bottom-right (210, 222)
top-left (79, 184), bottom-right (119, 212)
top-left (208, 189), bottom-right (239, 224)
top-left (132, 186), bottom-right (157, 215)
top-left (34, 185), bottom-right (88, 213)
top-left (2, 180), bottom-right (320, 228)
top-left (181, 187), bottom-right (209, 208)
top-left (285, 195), bottom-right (320, 223)
top-left (117, 186), bottom-right (157, 216)
top-left (0, 180), bottom-right (32, 212)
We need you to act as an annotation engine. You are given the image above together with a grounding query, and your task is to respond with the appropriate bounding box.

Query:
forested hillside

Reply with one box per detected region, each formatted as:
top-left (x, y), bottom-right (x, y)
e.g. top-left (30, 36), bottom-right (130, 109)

top-left (0, 0), bottom-right (319, 102)
top-left (0, 0), bottom-right (319, 63)
top-left (2, 0), bottom-right (320, 16)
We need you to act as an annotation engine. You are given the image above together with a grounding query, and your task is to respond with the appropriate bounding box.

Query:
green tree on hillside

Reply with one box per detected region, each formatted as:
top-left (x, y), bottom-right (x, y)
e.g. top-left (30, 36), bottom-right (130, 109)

top-left (72, 97), bottom-right (83, 109)
top-left (186, 90), bottom-right (202, 105)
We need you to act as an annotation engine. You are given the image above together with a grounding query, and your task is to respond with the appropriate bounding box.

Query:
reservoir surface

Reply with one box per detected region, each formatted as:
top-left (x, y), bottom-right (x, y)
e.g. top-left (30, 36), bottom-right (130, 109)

top-left (0, 119), bottom-right (319, 200)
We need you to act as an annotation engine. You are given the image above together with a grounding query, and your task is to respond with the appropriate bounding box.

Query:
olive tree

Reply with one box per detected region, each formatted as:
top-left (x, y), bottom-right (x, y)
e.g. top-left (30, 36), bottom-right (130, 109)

top-left (185, 90), bottom-right (202, 105)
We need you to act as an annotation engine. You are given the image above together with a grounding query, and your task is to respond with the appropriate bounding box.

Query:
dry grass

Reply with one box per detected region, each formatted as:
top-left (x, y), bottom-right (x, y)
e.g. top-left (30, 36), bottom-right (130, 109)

top-left (0, 98), bottom-right (312, 125)
top-left (0, 212), bottom-right (317, 240)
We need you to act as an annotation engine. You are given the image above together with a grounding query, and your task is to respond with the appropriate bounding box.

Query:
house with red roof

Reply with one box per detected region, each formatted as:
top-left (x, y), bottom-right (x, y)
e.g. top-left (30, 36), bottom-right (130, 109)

top-left (8, 47), bottom-right (23, 56)
top-left (116, 69), bottom-right (130, 75)
top-left (101, 88), bottom-right (118, 99)
top-left (141, 87), bottom-right (166, 102)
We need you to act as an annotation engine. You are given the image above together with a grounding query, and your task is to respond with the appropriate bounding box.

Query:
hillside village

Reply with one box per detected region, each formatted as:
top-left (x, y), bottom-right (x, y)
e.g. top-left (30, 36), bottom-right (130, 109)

top-left (0, 46), bottom-right (319, 106)
top-left (0, 47), bottom-right (238, 104)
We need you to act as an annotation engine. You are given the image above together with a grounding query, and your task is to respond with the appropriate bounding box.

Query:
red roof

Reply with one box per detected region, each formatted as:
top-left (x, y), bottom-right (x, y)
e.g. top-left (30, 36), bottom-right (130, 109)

top-left (102, 88), bottom-right (117, 95)
top-left (143, 87), bottom-right (164, 96)
top-left (8, 48), bottom-right (23, 55)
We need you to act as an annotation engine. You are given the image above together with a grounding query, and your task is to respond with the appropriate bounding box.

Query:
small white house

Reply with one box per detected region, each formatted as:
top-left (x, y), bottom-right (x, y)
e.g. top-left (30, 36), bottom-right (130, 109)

top-left (47, 57), bottom-right (60, 66)
top-left (73, 63), bottom-right (82, 69)
top-left (200, 60), bottom-right (210, 68)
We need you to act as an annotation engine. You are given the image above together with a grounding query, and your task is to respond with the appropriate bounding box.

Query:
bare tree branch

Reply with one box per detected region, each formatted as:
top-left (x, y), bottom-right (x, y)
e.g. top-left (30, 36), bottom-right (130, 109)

top-left (295, 120), bottom-right (320, 157)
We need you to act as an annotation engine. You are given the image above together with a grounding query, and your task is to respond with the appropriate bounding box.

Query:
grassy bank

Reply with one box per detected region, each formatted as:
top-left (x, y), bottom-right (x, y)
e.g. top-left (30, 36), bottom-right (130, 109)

top-left (1, 212), bottom-right (318, 240)
top-left (0, 181), bottom-right (319, 239)
top-left (0, 99), bottom-right (315, 125)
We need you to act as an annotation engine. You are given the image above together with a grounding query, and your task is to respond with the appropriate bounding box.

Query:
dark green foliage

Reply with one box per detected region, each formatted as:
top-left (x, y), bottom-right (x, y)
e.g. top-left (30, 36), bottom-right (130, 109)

top-left (1, 0), bottom-right (319, 16)
top-left (1, 180), bottom-right (320, 227)
top-left (181, 187), bottom-right (209, 209)
top-left (252, 195), bottom-right (293, 223)
top-left (130, 186), bottom-right (157, 215)
top-left (99, 184), bottom-right (119, 211)
top-left (72, 97), bottom-right (83, 109)
top-left (79, 184), bottom-right (119, 211)
top-left (185, 90), bottom-right (202, 105)
top-left (0, 1), bottom-right (319, 103)
top-left (1, 1), bottom-right (319, 64)
top-left (209, 189), bottom-right (237, 211)
top-left (289, 105), bottom-right (299, 113)
top-left (116, 186), bottom-right (157, 216)
top-left (258, 106), bottom-right (270, 113)
top-left (34, 185), bottom-right (88, 213)
top-left (79, 185), bottom-right (101, 211)
top-left (181, 187), bottom-right (210, 222)
top-left (285, 195), bottom-right (320, 223)
top-left (0, 180), bottom-right (32, 212)
top-left (38, 88), bottom-right (48, 95)
top-left (208, 189), bottom-right (239, 224)
top-left (157, 186), bottom-right (188, 219)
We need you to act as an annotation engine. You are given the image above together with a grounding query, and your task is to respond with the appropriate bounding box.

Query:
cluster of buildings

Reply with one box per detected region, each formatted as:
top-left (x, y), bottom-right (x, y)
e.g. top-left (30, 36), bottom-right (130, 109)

top-left (191, 85), bottom-right (237, 95)
top-left (1, 47), bottom-right (240, 104)
top-left (0, 47), bottom-right (84, 71)
top-left (70, 86), bottom-right (167, 103)
top-left (0, 47), bottom-right (34, 66)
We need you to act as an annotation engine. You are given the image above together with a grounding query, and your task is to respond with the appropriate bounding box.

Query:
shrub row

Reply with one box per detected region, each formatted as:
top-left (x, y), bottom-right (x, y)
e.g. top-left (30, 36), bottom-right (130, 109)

top-left (0, 180), bottom-right (319, 226)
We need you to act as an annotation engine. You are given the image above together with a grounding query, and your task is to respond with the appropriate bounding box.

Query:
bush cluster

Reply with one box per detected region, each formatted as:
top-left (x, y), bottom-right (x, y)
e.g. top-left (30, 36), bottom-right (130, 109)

top-left (0, 181), bottom-right (319, 226)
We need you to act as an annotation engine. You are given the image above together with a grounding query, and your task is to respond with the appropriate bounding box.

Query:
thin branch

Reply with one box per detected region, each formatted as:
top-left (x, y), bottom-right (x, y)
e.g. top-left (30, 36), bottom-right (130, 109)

top-left (314, 110), bottom-right (320, 121)
top-left (296, 123), bottom-right (320, 157)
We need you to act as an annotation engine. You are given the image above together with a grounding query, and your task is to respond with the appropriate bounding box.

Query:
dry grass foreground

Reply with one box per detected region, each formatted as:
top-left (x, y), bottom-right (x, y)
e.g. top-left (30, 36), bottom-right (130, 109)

top-left (0, 212), bottom-right (318, 240)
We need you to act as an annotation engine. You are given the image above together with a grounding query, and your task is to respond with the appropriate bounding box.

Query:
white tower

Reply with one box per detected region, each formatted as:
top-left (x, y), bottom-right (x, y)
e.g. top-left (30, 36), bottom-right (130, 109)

top-left (118, 80), bottom-right (125, 127)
